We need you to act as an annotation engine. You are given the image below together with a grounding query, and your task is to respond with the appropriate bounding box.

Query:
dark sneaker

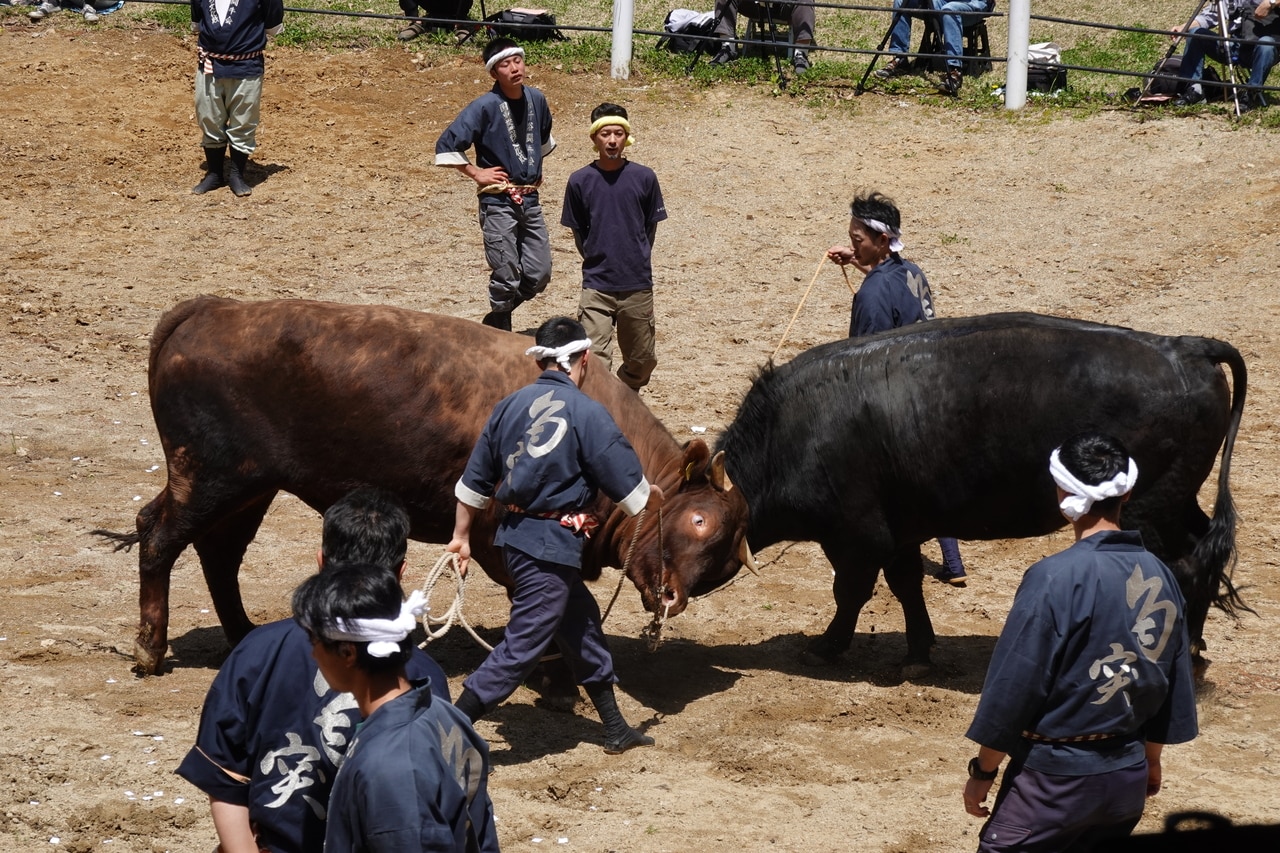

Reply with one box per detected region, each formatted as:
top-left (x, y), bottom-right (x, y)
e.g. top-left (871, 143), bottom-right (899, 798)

top-left (792, 49), bottom-right (811, 74)
top-left (710, 42), bottom-right (737, 67)
top-left (1237, 91), bottom-right (1268, 114)
top-left (937, 568), bottom-right (968, 586)
top-left (1172, 84), bottom-right (1205, 107)
top-left (939, 68), bottom-right (963, 97)
top-left (874, 56), bottom-right (907, 80)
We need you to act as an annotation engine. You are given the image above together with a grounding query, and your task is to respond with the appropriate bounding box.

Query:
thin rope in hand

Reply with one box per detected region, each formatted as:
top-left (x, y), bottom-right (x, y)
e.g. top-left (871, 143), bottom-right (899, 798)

top-left (417, 551), bottom-right (494, 652)
top-left (772, 254), bottom-right (833, 362)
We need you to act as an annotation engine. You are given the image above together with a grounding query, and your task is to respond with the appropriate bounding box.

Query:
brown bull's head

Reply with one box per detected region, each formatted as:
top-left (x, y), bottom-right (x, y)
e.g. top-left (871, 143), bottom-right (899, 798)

top-left (623, 441), bottom-right (754, 617)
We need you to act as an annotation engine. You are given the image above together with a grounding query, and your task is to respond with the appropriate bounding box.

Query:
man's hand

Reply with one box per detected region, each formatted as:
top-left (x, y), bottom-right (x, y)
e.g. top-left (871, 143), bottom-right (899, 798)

top-left (964, 777), bottom-right (995, 817)
top-left (468, 165), bottom-right (510, 187)
top-left (445, 536), bottom-right (471, 577)
top-left (1256, 1), bottom-right (1275, 19)
top-left (826, 245), bottom-right (855, 266)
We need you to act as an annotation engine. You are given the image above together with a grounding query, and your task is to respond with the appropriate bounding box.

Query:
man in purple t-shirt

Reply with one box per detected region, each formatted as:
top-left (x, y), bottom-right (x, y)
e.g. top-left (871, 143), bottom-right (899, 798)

top-left (561, 103), bottom-right (667, 391)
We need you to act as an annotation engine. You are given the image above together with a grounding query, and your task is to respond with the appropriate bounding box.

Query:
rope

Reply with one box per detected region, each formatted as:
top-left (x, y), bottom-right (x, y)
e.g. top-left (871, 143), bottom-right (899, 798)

top-left (417, 505), bottom-right (663, 654)
top-left (416, 551), bottom-right (494, 652)
top-left (772, 254), bottom-right (835, 362)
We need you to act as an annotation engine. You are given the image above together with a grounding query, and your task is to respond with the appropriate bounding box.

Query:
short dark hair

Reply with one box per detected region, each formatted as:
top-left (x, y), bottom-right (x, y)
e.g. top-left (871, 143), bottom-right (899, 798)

top-left (590, 102), bottom-right (628, 124)
top-left (483, 37), bottom-right (521, 66)
top-left (1056, 431), bottom-right (1131, 518)
top-left (292, 563), bottom-right (412, 675)
top-left (849, 191), bottom-right (901, 234)
top-left (533, 316), bottom-right (589, 367)
top-left (321, 487), bottom-right (410, 571)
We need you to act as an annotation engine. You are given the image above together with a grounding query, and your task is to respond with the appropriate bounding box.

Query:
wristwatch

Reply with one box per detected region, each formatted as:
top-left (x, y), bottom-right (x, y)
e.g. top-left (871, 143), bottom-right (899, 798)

top-left (968, 756), bottom-right (999, 781)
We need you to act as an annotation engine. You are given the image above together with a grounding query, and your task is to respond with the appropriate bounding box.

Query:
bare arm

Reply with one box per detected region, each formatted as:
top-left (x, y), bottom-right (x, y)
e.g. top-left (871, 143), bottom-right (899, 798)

top-left (446, 501), bottom-right (478, 576)
top-left (210, 797), bottom-right (260, 853)
top-left (962, 745), bottom-right (1007, 818)
top-left (1145, 741), bottom-right (1164, 797)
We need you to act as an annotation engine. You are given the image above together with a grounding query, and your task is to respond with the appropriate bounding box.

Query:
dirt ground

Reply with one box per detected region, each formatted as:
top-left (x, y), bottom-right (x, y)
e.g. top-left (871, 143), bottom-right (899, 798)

top-left (3, 18), bottom-right (1280, 853)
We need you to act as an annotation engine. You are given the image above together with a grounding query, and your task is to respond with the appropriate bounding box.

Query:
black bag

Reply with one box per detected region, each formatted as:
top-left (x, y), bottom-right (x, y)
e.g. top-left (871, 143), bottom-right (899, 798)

top-left (483, 8), bottom-right (567, 42)
top-left (1027, 60), bottom-right (1066, 92)
top-left (1130, 56), bottom-right (1223, 104)
top-left (656, 9), bottom-right (718, 55)
top-left (1240, 9), bottom-right (1280, 43)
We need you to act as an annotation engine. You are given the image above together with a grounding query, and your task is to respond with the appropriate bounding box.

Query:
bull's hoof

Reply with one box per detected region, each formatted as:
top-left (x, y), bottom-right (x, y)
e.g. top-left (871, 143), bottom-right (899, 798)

top-left (133, 641), bottom-right (166, 676)
top-left (900, 659), bottom-right (932, 679)
top-left (801, 636), bottom-right (847, 666)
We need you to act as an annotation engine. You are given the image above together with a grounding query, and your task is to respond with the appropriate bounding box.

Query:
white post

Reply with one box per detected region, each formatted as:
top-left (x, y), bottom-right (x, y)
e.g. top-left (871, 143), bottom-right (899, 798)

top-left (611, 0), bottom-right (634, 80)
top-left (1005, 0), bottom-right (1031, 109)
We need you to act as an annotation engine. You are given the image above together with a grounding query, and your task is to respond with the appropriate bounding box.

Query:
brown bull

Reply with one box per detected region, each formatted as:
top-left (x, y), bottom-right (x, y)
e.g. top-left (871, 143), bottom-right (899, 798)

top-left (98, 297), bottom-right (753, 675)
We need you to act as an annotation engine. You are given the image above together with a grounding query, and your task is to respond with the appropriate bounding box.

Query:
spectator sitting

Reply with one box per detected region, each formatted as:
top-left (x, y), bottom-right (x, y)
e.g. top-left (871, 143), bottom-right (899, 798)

top-left (397, 0), bottom-right (474, 44)
top-left (874, 0), bottom-right (996, 96)
top-left (27, 0), bottom-right (122, 23)
top-left (1172, 0), bottom-right (1279, 112)
top-left (708, 0), bottom-right (815, 74)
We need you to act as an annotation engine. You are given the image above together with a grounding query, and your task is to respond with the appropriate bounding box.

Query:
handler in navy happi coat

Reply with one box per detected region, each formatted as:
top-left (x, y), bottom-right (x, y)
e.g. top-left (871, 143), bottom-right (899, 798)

top-left (447, 316), bottom-right (660, 753)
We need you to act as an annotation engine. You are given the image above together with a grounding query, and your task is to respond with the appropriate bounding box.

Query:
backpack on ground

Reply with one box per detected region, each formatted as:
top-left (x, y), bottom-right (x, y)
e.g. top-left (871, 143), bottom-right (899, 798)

top-left (1128, 56), bottom-right (1223, 104)
top-left (1026, 42), bottom-right (1067, 93)
top-left (483, 8), bottom-right (567, 41)
top-left (656, 9), bottom-right (718, 55)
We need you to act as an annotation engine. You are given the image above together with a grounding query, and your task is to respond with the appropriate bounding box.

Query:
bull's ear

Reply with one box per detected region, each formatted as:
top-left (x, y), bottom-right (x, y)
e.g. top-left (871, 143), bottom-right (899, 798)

top-left (709, 450), bottom-right (734, 492)
top-left (679, 439), bottom-right (712, 487)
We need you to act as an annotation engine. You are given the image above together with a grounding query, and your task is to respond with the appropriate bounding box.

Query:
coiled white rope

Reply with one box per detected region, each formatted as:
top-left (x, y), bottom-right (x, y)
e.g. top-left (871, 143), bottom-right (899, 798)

top-left (416, 551), bottom-right (494, 652)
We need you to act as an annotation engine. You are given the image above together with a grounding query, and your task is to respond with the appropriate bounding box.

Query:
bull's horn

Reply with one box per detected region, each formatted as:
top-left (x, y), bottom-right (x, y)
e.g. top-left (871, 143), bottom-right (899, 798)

top-left (738, 536), bottom-right (760, 576)
top-left (710, 450), bottom-right (733, 492)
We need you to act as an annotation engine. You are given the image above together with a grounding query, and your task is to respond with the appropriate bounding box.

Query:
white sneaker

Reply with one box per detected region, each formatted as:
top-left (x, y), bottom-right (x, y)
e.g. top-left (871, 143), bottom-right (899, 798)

top-left (82, 3), bottom-right (98, 21)
top-left (29, 0), bottom-right (57, 19)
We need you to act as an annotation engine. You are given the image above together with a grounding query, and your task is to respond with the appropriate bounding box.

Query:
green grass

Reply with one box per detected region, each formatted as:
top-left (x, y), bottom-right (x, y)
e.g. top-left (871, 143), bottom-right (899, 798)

top-left (92, 0), bottom-right (1274, 113)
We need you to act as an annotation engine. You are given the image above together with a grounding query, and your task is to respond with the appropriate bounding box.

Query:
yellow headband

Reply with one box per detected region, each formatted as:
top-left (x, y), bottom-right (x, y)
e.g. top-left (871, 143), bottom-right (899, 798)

top-left (588, 116), bottom-right (635, 147)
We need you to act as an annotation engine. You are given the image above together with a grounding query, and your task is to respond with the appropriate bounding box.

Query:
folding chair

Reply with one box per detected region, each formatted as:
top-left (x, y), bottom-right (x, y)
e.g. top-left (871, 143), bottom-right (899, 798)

top-left (741, 1), bottom-right (796, 61)
top-left (916, 9), bottom-right (992, 75)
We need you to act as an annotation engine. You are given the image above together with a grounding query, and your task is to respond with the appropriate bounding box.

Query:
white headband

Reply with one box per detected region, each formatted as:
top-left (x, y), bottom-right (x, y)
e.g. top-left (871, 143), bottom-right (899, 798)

top-left (326, 589), bottom-right (427, 658)
top-left (858, 217), bottom-right (905, 253)
top-left (526, 338), bottom-right (591, 371)
top-left (1049, 449), bottom-right (1138, 522)
top-left (485, 46), bottom-right (525, 73)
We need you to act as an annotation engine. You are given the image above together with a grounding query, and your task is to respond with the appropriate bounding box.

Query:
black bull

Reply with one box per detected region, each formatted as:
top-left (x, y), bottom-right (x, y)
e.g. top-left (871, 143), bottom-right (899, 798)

top-left (95, 297), bottom-right (753, 676)
top-left (716, 312), bottom-right (1248, 665)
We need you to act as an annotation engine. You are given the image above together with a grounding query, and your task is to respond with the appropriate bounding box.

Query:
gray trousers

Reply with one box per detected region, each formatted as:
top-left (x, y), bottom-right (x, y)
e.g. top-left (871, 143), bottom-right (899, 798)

top-left (479, 197), bottom-right (552, 312)
top-left (194, 72), bottom-right (263, 154)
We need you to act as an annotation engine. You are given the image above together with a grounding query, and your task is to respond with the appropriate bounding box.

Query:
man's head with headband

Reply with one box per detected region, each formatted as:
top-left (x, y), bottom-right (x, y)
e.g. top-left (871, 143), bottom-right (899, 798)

top-left (1049, 432), bottom-right (1138, 523)
top-left (483, 38), bottom-right (525, 86)
top-left (849, 190), bottom-right (905, 256)
top-left (526, 316), bottom-right (592, 381)
top-left (588, 102), bottom-right (634, 162)
top-left (293, 563), bottom-right (420, 676)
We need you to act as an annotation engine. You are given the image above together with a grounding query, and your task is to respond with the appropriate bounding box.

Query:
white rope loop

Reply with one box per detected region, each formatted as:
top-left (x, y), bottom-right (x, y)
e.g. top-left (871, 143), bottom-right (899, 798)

top-left (417, 551), bottom-right (494, 652)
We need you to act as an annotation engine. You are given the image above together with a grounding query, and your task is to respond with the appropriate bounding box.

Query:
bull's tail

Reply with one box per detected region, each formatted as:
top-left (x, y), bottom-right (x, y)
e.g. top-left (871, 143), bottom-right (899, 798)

top-left (91, 528), bottom-right (141, 552)
top-left (1193, 338), bottom-right (1251, 618)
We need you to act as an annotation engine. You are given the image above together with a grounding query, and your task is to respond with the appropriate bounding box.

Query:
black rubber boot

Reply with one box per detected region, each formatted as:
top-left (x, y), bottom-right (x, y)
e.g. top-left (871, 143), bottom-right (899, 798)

top-left (227, 148), bottom-right (253, 197)
top-left (454, 686), bottom-right (486, 724)
top-left (481, 309), bottom-right (512, 331)
top-left (192, 146), bottom-right (226, 194)
top-left (586, 683), bottom-right (654, 754)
